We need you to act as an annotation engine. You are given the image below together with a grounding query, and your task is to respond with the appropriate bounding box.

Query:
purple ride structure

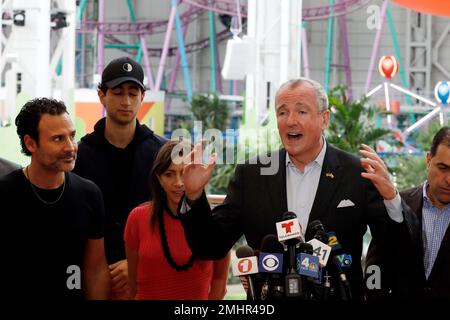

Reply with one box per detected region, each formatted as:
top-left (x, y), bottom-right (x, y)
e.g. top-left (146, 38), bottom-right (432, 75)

top-left (1, 1), bottom-right (447, 141)
top-left (77, 0), bottom-right (374, 113)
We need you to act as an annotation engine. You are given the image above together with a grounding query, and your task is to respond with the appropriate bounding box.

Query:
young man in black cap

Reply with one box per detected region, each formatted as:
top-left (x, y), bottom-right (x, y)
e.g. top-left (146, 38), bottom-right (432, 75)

top-left (74, 56), bottom-right (166, 299)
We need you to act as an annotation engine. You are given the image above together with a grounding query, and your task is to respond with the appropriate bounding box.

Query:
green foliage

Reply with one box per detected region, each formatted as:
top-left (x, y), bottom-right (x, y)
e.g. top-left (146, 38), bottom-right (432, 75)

top-left (325, 86), bottom-right (392, 154)
top-left (182, 93), bottom-right (229, 132)
top-left (416, 121), bottom-right (448, 151)
top-left (208, 108), bottom-right (281, 195)
top-left (208, 128), bottom-right (282, 194)
top-left (391, 120), bottom-right (449, 191)
top-left (391, 155), bottom-right (427, 190)
top-left (209, 162), bottom-right (236, 194)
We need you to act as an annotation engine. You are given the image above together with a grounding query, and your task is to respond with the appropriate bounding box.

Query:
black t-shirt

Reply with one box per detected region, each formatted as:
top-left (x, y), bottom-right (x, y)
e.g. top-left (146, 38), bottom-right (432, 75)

top-left (0, 169), bottom-right (105, 299)
top-left (104, 141), bottom-right (134, 253)
top-left (74, 119), bottom-right (166, 263)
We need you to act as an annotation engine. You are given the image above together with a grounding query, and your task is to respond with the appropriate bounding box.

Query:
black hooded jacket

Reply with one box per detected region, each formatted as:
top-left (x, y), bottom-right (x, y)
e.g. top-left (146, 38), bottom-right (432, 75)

top-left (73, 118), bottom-right (166, 263)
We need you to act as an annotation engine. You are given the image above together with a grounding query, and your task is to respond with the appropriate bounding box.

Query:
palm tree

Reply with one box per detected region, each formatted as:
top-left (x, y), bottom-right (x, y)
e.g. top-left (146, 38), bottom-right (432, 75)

top-left (325, 86), bottom-right (392, 154)
top-left (183, 93), bottom-right (229, 132)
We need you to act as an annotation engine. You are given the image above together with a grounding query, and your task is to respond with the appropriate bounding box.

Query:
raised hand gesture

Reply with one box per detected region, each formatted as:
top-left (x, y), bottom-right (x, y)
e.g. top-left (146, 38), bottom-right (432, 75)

top-left (182, 141), bottom-right (217, 201)
top-left (359, 143), bottom-right (397, 200)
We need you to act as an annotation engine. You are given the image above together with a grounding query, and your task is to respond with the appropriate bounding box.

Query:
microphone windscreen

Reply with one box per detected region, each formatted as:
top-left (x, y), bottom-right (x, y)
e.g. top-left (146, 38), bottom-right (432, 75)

top-left (308, 220), bottom-right (324, 233)
top-left (315, 231), bottom-right (329, 244)
top-left (281, 211), bottom-right (297, 221)
top-left (298, 242), bottom-right (313, 254)
top-left (236, 245), bottom-right (255, 258)
top-left (260, 234), bottom-right (284, 253)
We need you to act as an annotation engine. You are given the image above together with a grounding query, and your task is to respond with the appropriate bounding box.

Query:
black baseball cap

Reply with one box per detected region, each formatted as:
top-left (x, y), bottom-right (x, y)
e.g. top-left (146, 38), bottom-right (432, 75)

top-left (101, 56), bottom-right (145, 90)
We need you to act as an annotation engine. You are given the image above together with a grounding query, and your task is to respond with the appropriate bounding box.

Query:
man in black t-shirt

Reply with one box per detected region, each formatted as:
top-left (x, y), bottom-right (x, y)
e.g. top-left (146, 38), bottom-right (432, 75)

top-left (0, 98), bottom-right (110, 299)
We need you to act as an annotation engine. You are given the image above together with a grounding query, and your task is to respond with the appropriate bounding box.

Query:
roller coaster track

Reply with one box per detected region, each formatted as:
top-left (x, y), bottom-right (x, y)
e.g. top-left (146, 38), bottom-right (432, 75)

top-left (183, 0), bottom-right (371, 20)
top-left (77, 0), bottom-right (372, 56)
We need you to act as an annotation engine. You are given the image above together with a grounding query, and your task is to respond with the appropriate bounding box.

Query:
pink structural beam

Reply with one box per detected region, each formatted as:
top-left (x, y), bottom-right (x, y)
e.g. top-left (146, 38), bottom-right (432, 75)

top-left (97, 0), bottom-right (105, 75)
top-left (364, 0), bottom-right (388, 93)
top-left (338, 0), bottom-right (353, 100)
top-left (155, 6), bottom-right (177, 91)
top-left (301, 26), bottom-right (310, 79)
top-left (139, 34), bottom-right (155, 90)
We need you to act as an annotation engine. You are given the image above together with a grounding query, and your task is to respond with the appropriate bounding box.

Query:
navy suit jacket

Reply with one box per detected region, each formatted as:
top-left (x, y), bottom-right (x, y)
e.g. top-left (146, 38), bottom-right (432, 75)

top-left (181, 144), bottom-right (395, 300)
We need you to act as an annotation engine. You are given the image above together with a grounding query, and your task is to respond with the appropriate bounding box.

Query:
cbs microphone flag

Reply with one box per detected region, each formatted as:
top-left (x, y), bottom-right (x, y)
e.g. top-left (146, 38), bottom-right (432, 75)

top-left (276, 218), bottom-right (302, 242)
top-left (259, 252), bottom-right (283, 273)
top-left (232, 256), bottom-right (259, 276)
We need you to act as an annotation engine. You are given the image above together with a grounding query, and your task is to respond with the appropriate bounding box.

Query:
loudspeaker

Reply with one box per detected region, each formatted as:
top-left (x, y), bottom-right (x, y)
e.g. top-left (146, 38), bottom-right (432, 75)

top-left (221, 37), bottom-right (254, 80)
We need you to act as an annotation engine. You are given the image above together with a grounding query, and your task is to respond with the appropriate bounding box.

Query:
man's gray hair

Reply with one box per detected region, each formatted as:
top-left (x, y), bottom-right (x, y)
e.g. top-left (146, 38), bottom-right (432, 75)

top-left (276, 77), bottom-right (329, 112)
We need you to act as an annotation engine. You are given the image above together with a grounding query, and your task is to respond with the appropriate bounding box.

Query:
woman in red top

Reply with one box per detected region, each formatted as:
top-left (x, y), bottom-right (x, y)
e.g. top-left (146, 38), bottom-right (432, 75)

top-left (124, 140), bottom-right (230, 300)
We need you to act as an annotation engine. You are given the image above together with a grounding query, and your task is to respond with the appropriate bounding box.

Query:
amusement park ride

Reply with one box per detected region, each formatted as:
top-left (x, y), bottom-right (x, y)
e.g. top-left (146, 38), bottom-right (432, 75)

top-left (0, 0), bottom-right (449, 160)
top-left (366, 54), bottom-right (449, 153)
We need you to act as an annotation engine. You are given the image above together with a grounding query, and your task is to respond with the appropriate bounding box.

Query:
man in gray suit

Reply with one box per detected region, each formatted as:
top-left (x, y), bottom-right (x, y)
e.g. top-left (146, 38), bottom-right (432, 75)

top-left (0, 157), bottom-right (20, 177)
top-left (365, 126), bottom-right (450, 300)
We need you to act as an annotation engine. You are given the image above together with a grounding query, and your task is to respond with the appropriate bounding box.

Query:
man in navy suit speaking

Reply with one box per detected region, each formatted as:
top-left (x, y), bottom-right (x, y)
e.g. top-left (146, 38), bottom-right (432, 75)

top-left (178, 78), bottom-right (403, 300)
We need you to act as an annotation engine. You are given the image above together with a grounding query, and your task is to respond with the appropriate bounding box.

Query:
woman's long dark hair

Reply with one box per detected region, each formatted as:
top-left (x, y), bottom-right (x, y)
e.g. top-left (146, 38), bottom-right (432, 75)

top-left (149, 139), bottom-right (192, 229)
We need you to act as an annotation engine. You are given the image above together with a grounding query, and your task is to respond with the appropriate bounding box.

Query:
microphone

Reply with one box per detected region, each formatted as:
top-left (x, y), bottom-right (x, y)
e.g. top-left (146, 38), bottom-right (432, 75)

top-left (326, 231), bottom-right (343, 251)
top-left (258, 234), bottom-right (284, 300)
top-left (276, 211), bottom-right (303, 244)
top-left (296, 243), bottom-right (319, 279)
top-left (233, 245), bottom-right (259, 300)
top-left (330, 254), bottom-right (352, 300)
top-left (307, 220), bottom-right (352, 301)
top-left (296, 242), bottom-right (321, 300)
top-left (276, 211), bottom-right (302, 269)
top-left (276, 212), bottom-right (305, 299)
top-left (308, 220), bottom-right (324, 235)
top-left (307, 220), bottom-right (333, 300)
top-left (306, 220), bottom-right (332, 267)
top-left (335, 253), bottom-right (352, 270)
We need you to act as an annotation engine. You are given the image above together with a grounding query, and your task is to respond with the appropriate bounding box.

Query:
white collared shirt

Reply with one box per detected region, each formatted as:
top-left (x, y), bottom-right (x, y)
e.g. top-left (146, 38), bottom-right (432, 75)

top-left (421, 182), bottom-right (450, 278)
top-left (286, 139), bottom-right (327, 238)
top-left (286, 138), bottom-right (404, 236)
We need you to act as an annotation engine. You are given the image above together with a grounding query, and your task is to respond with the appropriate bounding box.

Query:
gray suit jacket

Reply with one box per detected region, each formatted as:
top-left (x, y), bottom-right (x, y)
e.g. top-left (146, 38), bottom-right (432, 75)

top-left (366, 185), bottom-right (450, 299)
